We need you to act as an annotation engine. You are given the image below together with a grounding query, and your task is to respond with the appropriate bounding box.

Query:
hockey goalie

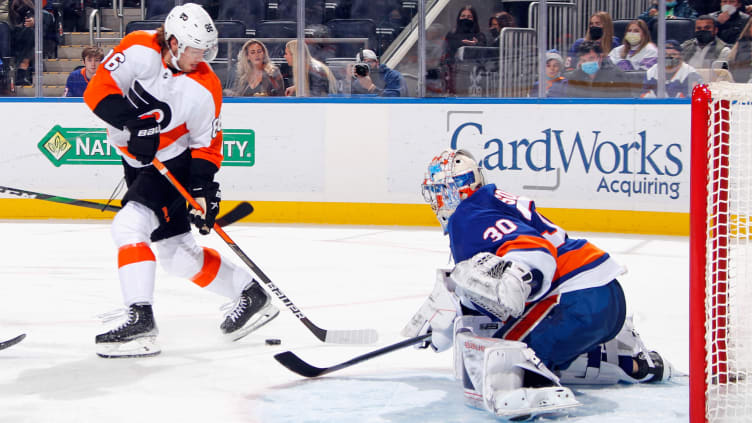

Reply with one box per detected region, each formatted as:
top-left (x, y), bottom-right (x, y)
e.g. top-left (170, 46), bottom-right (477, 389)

top-left (402, 149), bottom-right (674, 420)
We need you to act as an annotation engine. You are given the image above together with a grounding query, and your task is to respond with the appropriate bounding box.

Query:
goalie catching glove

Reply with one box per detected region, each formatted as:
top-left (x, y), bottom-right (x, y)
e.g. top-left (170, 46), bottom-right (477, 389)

top-left (188, 181), bottom-right (221, 235)
top-left (125, 116), bottom-right (160, 165)
top-left (451, 252), bottom-right (534, 321)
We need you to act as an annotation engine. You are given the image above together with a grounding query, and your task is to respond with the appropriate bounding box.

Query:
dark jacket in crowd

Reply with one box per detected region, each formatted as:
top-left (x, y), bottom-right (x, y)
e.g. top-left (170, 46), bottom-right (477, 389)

top-left (680, 36), bottom-right (731, 67)
top-left (351, 63), bottom-right (406, 96)
top-left (711, 9), bottom-right (750, 44)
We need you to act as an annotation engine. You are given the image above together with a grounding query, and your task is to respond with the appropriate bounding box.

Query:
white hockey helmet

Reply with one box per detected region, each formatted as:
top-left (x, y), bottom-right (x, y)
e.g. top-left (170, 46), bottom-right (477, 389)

top-left (422, 148), bottom-right (485, 232)
top-left (164, 3), bottom-right (218, 63)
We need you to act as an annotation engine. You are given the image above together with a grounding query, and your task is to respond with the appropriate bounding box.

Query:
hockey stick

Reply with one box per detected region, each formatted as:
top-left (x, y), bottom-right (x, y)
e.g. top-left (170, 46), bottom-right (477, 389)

top-left (274, 333), bottom-right (431, 377)
top-left (151, 158), bottom-right (378, 345)
top-left (0, 185), bottom-right (254, 228)
top-left (0, 333), bottom-right (26, 351)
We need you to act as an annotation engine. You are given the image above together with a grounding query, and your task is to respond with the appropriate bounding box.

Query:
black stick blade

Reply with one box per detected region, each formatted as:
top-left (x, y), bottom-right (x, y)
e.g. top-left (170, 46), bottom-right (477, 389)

top-left (216, 201), bottom-right (254, 227)
top-left (274, 351), bottom-right (329, 377)
top-left (0, 333), bottom-right (26, 351)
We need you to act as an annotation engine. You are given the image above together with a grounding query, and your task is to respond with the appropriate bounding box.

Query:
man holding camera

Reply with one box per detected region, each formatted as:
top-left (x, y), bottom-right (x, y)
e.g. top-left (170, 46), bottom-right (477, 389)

top-left (350, 49), bottom-right (406, 97)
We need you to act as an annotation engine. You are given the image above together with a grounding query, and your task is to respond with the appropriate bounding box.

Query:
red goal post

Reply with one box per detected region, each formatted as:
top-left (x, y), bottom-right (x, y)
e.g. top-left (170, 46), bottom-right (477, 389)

top-left (690, 82), bottom-right (752, 423)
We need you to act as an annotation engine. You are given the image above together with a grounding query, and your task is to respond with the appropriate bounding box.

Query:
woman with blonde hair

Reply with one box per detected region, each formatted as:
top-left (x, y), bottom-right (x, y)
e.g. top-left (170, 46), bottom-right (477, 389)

top-left (283, 39), bottom-right (337, 96)
top-left (226, 39), bottom-right (284, 96)
top-left (565, 11), bottom-right (619, 70)
top-left (608, 19), bottom-right (658, 71)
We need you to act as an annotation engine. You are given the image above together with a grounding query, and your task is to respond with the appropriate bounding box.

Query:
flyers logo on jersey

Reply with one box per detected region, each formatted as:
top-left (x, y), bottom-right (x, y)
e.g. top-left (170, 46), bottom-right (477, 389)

top-left (127, 81), bottom-right (173, 129)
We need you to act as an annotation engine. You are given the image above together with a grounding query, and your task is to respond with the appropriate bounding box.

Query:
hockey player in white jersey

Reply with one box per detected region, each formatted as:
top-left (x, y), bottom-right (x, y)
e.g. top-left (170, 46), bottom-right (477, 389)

top-left (402, 149), bottom-right (674, 420)
top-left (84, 3), bottom-right (278, 357)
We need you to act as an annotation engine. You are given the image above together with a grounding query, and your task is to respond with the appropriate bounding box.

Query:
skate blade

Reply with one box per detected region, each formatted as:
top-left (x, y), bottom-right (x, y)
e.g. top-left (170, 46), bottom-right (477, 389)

top-left (226, 304), bottom-right (280, 342)
top-left (96, 336), bottom-right (161, 358)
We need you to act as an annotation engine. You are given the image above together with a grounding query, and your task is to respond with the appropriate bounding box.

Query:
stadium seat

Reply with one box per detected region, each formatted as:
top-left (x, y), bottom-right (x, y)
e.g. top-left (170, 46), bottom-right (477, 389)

top-left (255, 20), bottom-right (297, 58)
top-left (218, 0), bottom-right (264, 34)
top-left (214, 20), bottom-right (247, 62)
top-left (650, 18), bottom-right (695, 44)
top-left (612, 19), bottom-right (631, 41)
top-left (125, 20), bottom-right (163, 35)
top-left (326, 18), bottom-right (377, 58)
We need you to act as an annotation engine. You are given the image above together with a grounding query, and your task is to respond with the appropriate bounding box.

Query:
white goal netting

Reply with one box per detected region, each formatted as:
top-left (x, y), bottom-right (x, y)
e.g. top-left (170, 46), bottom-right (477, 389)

top-left (702, 82), bottom-right (752, 422)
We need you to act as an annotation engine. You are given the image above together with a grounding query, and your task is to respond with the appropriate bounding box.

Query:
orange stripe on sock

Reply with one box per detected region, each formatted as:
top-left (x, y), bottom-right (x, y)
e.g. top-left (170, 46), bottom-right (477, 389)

top-left (191, 247), bottom-right (221, 287)
top-left (118, 242), bottom-right (156, 268)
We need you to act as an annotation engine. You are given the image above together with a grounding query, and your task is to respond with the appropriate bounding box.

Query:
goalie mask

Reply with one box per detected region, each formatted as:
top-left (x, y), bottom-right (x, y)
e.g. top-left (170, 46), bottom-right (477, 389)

top-left (422, 149), bottom-right (484, 233)
top-left (164, 3), bottom-right (218, 67)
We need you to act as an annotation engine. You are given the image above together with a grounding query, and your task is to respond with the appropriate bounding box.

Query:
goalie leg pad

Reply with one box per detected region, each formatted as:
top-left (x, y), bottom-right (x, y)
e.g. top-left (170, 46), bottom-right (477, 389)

top-left (454, 330), bottom-right (580, 419)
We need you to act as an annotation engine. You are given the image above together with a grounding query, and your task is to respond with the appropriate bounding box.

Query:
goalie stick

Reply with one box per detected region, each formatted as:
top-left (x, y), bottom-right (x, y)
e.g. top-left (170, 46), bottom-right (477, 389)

top-left (151, 158), bottom-right (378, 345)
top-left (0, 333), bottom-right (26, 351)
top-left (0, 185), bottom-right (254, 228)
top-left (274, 333), bottom-right (432, 377)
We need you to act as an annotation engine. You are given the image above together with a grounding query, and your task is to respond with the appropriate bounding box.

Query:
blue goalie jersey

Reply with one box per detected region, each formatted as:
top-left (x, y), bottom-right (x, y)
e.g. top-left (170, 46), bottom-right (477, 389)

top-left (447, 184), bottom-right (625, 307)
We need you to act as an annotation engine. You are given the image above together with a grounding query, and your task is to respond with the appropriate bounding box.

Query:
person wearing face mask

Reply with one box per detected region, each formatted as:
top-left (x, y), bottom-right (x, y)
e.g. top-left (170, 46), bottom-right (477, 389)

top-left (487, 12), bottom-right (516, 47)
top-left (641, 40), bottom-right (702, 98)
top-left (564, 41), bottom-right (629, 98)
top-left (638, 0), bottom-right (698, 27)
top-left (565, 11), bottom-right (620, 71)
top-left (711, 0), bottom-right (750, 44)
top-left (442, 5), bottom-right (486, 94)
top-left (727, 16), bottom-right (752, 82)
top-left (608, 20), bottom-right (658, 71)
top-left (681, 15), bottom-right (731, 69)
top-left (529, 49), bottom-right (567, 98)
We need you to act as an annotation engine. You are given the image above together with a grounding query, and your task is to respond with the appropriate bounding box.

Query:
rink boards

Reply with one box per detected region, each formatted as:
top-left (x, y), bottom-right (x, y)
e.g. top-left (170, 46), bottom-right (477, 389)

top-left (0, 97), bottom-right (691, 235)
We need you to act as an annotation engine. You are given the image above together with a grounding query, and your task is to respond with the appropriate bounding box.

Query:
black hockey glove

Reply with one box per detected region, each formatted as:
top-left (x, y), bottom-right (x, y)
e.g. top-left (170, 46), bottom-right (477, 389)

top-left (188, 181), bottom-right (221, 235)
top-left (125, 116), bottom-right (160, 165)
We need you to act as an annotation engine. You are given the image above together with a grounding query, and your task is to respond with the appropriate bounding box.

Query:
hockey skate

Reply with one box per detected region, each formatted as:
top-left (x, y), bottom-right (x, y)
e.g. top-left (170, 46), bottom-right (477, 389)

top-left (95, 303), bottom-right (160, 358)
top-left (221, 282), bottom-right (279, 341)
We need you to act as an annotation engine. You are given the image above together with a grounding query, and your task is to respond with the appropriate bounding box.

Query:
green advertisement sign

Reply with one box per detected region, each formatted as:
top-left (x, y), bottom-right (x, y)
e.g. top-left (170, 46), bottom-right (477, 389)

top-left (37, 125), bottom-right (255, 167)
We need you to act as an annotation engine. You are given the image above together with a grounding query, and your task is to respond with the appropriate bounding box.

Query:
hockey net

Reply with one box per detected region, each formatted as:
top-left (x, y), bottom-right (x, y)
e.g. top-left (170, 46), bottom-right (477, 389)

top-left (690, 82), bottom-right (752, 423)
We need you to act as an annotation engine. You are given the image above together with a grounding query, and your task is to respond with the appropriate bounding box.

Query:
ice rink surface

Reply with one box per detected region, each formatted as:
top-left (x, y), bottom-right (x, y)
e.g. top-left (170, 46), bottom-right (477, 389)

top-left (0, 220), bottom-right (689, 422)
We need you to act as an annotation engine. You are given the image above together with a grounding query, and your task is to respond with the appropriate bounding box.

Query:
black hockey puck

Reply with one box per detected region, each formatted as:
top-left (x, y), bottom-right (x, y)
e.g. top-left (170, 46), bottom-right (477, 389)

top-left (265, 338), bottom-right (281, 345)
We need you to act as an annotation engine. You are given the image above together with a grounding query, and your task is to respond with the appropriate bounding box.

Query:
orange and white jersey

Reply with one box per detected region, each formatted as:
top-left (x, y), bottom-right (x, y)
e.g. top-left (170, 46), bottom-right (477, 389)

top-left (84, 30), bottom-right (223, 169)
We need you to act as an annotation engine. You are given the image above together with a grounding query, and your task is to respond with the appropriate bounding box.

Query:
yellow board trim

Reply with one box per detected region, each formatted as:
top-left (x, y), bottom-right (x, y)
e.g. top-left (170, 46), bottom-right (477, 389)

top-left (0, 199), bottom-right (689, 236)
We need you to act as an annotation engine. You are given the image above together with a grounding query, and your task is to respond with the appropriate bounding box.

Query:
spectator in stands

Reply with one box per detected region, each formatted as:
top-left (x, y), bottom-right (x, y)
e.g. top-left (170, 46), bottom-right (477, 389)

top-left (9, 0), bottom-right (35, 86)
top-left (641, 40), bottom-right (702, 98)
top-left (529, 49), bottom-right (567, 98)
top-left (638, 0), bottom-right (698, 27)
top-left (283, 39), bottom-right (337, 97)
top-left (566, 11), bottom-right (619, 71)
top-left (565, 40), bottom-right (629, 98)
top-left (425, 22), bottom-right (446, 95)
top-left (711, 0), bottom-right (750, 44)
top-left (488, 11), bottom-right (517, 46)
top-left (63, 45), bottom-right (103, 97)
top-left (609, 19), bottom-right (658, 71)
top-left (225, 39), bottom-right (284, 97)
top-left (727, 17), bottom-right (752, 81)
top-left (681, 15), bottom-right (732, 69)
top-left (350, 48), bottom-right (405, 96)
top-left (443, 5), bottom-right (486, 94)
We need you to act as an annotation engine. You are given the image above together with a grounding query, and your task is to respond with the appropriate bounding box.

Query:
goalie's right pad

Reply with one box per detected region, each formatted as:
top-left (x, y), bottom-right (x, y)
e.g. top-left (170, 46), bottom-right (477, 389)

top-left (453, 327), bottom-right (580, 420)
top-left (451, 252), bottom-right (533, 321)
